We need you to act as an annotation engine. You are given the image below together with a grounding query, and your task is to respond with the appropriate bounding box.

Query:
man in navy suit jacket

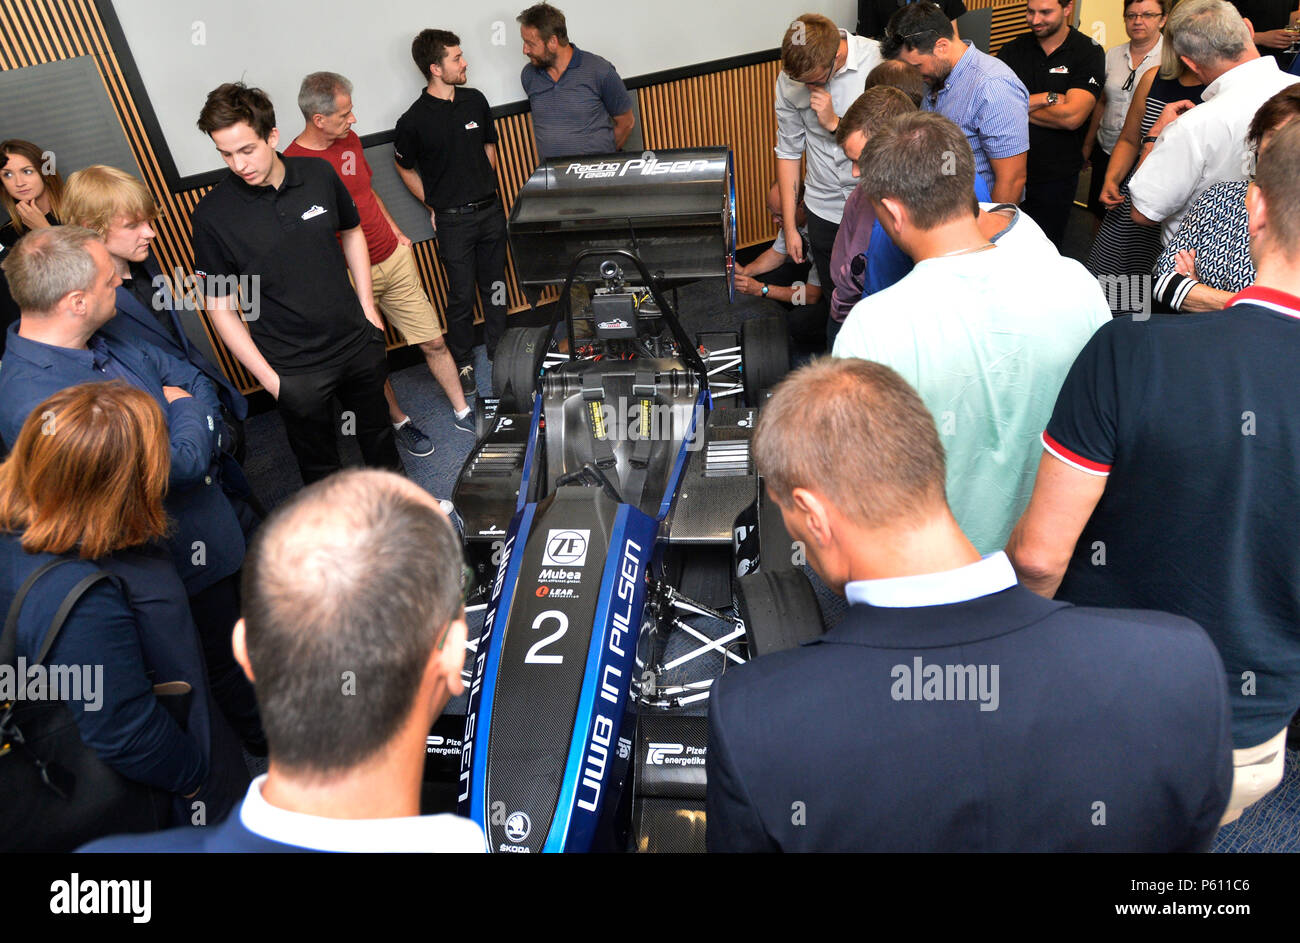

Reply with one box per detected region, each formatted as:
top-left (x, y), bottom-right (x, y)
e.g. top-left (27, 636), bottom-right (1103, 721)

top-left (0, 226), bottom-right (263, 751)
top-left (83, 471), bottom-right (484, 852)
top-left (705, 357), bottom-right (1233, 852)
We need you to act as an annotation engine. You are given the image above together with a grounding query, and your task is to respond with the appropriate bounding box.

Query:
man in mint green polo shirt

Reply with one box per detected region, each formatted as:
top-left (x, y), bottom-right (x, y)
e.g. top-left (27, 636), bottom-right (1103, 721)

top-left (832, 112), bottom-right (1108, 553)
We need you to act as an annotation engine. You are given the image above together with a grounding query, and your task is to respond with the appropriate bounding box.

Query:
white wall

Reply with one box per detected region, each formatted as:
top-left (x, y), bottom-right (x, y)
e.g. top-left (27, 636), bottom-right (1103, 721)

top-left (110, 0), bottom-right (857, 179)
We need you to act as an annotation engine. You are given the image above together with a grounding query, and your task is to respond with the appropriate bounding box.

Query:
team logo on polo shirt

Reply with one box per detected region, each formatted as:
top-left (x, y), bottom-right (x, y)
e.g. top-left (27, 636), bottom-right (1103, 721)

top-left (465, 121), bottom-right (480, 130)
top-left (300, 204), bottom-right (326, 220)
top-left (1049, 66), bottom-right (1070, 74)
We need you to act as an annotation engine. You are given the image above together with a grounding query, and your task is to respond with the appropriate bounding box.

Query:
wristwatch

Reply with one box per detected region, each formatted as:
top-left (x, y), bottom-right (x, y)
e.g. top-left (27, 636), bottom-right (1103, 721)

top-left (760, 284), bottom-right (770, 297)
top-left (1046, 91), bottom-right (1060, 106)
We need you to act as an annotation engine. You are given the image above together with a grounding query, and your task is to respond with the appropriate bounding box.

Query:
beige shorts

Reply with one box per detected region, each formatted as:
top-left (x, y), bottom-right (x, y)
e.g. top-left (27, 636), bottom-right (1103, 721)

top-left (371, 243), bottom-right (443, 346)
top-left (1219, 726), bottom-right (1288, 825)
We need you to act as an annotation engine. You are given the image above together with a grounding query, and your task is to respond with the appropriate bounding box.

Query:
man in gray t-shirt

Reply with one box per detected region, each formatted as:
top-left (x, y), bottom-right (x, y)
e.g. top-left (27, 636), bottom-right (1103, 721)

top-left (518, 3), bottom-right (635, 161)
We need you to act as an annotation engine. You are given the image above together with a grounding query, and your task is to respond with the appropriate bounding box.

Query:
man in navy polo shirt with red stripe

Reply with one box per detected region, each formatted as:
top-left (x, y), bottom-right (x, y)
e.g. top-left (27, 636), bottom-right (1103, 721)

top-left (192, 82), bottom-right (403, 487)
top-left (517, 3), bottom-right (636, 161)
top-left (1008, 121), bottom-right (1300, 827)
top-left (394, 29), bottom-right (508, 399)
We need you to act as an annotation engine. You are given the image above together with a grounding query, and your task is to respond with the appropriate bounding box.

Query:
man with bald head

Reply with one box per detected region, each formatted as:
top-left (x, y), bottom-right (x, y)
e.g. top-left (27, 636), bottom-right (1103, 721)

top-left (83, 469), bottom-right (484, 852)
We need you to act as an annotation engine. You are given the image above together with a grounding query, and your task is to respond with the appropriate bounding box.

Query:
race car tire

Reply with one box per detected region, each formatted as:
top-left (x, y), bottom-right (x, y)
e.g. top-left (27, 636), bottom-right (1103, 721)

top-left (735, 568), bottom-right (825, 657)
top-left (495, 326), bottom-right (552, 413)
top-left (741, 315), bottom-right (789, 407)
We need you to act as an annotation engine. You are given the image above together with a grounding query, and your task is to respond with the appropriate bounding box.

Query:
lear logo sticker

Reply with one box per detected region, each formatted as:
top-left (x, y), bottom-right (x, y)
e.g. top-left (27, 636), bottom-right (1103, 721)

top-left (647, 742), bottom-right (684, 765)
top-left (300, 204), bottom-right (327, 220)
top-left (505, 811), bottom-right (531, 842)
top-left (543, 529), bottom-right (589, 567)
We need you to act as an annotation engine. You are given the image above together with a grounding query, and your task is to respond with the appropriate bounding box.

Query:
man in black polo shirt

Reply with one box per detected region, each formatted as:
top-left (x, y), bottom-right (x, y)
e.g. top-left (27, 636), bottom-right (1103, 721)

top-left (192, 82), bottom-right (402, 486)
top-left (857, 0), bottom-right (967, 40)
top-left (1007, 121), bottom-right (1300, 826)
top-left (394, 29), bottom-right (507, 398)
top-left (997, 0), bottom-right (1104, 248)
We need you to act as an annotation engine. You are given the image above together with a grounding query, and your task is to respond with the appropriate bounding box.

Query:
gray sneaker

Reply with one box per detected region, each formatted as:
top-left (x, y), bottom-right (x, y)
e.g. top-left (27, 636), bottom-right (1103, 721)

top-left (394, 419), bottom-right (435, 457)
top-left (452, 408), bottom-right (476, 435)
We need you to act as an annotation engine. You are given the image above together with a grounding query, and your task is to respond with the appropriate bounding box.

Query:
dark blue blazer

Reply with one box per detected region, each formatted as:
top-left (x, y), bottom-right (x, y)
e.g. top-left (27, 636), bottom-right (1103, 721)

top-left (706, 585), bottom-right (1234, 852)
top-left (0, 537), bottom-right (246, 824)
top-left (98, 254), bottom-right (247, 420)
top-left (82, 807), bottom-right (314, 853)
top-left (0, 324), bottom-right (245, 594)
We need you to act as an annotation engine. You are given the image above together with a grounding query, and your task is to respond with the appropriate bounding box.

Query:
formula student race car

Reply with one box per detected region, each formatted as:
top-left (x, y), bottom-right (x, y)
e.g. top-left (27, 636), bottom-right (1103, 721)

top-left (446, 149), bottom-right (826, 853)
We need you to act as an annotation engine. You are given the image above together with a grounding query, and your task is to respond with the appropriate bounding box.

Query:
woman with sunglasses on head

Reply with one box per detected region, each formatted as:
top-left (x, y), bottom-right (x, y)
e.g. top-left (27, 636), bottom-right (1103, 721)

top-left (0, 139), bottom-right (65, 356)
top-left (1083, 0), bottom-right (1167, 222)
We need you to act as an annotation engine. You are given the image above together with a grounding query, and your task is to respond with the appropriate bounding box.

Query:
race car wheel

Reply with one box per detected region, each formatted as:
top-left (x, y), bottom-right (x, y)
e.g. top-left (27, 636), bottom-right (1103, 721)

top-left (495, 326), bottom-right (552, 413)
top-left (735, 568), bottom-right (825, 657)
top-left (741, 315), bottom-right (789, 407)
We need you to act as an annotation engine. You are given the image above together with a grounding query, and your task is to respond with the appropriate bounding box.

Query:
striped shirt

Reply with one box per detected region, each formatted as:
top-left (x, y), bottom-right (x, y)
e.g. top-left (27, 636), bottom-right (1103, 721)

top-left (521, 45), bottom-right (634, 161)
top-left (922, 41), bottom-right (1029, 196)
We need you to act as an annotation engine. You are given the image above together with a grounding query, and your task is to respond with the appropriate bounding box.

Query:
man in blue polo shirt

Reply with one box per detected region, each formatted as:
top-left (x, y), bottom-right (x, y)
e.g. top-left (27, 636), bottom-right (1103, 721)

top-left (1008, 121), bottom-right (1300, 826)
top-left (517, 3), bottom-right (635, 161)
top-left (883, 1), bottom-right (1029, 204)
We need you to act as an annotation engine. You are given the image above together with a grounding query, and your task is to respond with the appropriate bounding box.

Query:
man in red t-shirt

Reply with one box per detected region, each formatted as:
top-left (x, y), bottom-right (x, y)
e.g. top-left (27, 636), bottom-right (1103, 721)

top-left (286, 72), bottom-right (472, 456)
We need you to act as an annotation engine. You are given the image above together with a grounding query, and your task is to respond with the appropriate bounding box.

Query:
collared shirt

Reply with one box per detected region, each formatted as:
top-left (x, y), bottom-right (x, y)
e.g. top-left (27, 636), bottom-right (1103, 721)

top-left (834, 241), bottom-right (1110, 554)
top-left (1129, 56), bottom-right (1299, 244)
top-left (521, 45), bottom-right (634, 161)
top-left (998, 28), bottom-right (1105, 182)
top-left (286, 131), bottom-right (399, 266)
top-left (238, 775), bottom-right (486, 853)
top-left (923, 41), bottom-right (1029, 195)
top-left (775, 30), bottom-right (883, 223)
top-left (845, 551), bottom-right (1018, 608)
top-left (393, 88), bottom-right (499, 211)
top-left (191, 155), bottom-right (374, 375)
top-left (1044, 288), bottom-right (1300, 748)
top-left (1098, 38), bottom-right (1162, 153)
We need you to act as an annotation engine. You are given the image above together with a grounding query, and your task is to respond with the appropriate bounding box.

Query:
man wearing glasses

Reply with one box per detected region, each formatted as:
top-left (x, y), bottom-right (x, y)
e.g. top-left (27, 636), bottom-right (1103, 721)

top-left (997, 0), bottom-right (1106, 249)
top-left (1083, 1), bottom-right (1166, 222)
top-left (883, 2), bottom-right (1029, 206)
top-left (774, 13), bottom-right (882, 334)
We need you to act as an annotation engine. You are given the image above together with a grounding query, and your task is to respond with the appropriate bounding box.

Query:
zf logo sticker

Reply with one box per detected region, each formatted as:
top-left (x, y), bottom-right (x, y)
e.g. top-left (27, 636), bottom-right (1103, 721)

top-left (543, 529), bottom-right (589, 567)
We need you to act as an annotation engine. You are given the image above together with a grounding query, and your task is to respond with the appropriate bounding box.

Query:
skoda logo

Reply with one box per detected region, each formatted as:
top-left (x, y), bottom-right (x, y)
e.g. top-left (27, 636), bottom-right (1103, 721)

top-left (505, 811), bottom-right (531, 843)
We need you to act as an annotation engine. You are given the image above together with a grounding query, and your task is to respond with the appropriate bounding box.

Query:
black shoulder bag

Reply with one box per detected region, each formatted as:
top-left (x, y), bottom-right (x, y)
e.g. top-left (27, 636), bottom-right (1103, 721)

top-left (0, 559), bottom-right (169, 852)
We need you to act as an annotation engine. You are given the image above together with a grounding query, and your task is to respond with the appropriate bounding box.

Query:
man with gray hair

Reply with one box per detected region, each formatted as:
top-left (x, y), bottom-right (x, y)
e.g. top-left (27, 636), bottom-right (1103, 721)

top-left (832, 112), bottom-right (1108, 554)
top-left (84, 469), bottom-right (485, 852)
top-left (1129, 0), bottom-right (1298, 242)
top-left (285, 71), bottom-right (475, 454)
top-left (706, 356), bottom-right (1232, 852)
top-left (0, 226), bottom-right (262, 750)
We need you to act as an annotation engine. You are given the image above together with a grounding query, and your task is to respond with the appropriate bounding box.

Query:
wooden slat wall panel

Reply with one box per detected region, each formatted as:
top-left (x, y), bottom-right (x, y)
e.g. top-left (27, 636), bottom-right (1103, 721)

top-left (2, 0), bottom-right (1030, 393)
top-left (990, 2), bottom-right (1031, 54)
top-left (637, 59), bottom-right (782, 250)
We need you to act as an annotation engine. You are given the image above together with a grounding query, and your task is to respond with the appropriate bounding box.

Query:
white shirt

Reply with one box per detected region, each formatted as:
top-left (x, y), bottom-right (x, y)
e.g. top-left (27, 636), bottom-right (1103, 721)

top-left (981, 201), bottom-right (1056, 256)
top-left (774, 30), bottom-right (883, 224)
top-left (1098, 38), bottom-right (1162, 153)
top-left (845, 551), bottom-right (1018, 608)
top-left (239, 774), bottom-right (486, 852)
top-left (1129, 56), bottom-right (1299, 244)
top-left (833, 240), bottom-right (1110, 554)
